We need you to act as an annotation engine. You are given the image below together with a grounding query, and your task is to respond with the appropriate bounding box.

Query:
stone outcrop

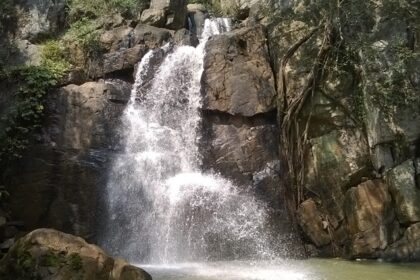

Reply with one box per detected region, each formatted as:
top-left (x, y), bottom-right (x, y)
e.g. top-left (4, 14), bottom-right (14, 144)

top-left (4, 80), bottom-right (131, 240)
top-left (91, 24), bottom-right (172, 78)
top-left (0, 228), bottom-right (151, 280)
top-left (202, 25), bottom-right (277, 117)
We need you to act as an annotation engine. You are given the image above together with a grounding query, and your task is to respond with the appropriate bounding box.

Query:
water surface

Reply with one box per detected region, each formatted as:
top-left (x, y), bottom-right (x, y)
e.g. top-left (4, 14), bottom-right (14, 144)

top-left (141, 259), bottom-right (420, 280)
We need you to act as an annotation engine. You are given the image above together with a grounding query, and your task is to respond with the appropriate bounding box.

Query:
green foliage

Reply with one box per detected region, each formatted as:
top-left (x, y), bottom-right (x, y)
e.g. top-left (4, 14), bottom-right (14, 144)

top-left (68, 253), bottom-right (83, 271)
top-left (41, 40), bottom-right (71, 78)
top-left (64, 17), bottom-right (104, 60)
top-left (68, 0), bottom-right (150, 22)
top-left (0, 66), bottom-right (60, 164)
top-left (41, 253), bottom-right (61, 267)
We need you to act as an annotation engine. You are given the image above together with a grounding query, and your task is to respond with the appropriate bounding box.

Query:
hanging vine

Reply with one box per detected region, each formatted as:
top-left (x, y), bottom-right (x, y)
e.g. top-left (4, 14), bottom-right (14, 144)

top-left (279, 16), bottom-right (336, 211)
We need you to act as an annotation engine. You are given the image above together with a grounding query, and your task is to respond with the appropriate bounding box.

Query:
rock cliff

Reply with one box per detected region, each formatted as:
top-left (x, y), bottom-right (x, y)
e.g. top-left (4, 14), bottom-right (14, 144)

top-left (0, 0), bottom-right (420, 266)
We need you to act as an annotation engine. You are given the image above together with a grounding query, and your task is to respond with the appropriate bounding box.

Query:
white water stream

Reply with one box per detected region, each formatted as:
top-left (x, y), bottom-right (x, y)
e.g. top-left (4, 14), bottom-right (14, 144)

top-left (102, 18), bottom-right (283, 265)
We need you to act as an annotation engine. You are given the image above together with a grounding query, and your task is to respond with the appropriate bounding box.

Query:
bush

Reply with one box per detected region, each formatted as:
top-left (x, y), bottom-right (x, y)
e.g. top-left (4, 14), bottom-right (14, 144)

top-left (41, 40), bottom-right (71, 78)
top-left (68, 0), bottom-right (150, 22)
top-left (0, 66), bottom-right (59, 164)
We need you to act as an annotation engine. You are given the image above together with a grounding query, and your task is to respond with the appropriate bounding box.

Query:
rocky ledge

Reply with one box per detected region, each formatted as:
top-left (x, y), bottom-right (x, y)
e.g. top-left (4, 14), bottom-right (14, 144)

top-left (0, 229), bottom-right (150, 280)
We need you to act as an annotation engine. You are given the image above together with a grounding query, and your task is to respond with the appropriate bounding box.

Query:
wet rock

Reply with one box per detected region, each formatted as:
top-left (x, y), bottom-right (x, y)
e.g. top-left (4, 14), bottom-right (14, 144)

top-left (131, 24), bottom-right (173, 49)
top-left (386, 159), bottom-right (420, 224)
top-left (344, 180), bottom-right (399, 257)
top-left (91, 24), bottom-right (171, 78)
top-left (202, 25), bottom-right (276, 117)
top-left (187, 4), bottom-right (207, 38)
top-left (383, 223), bottom-right (420, 261)
top-left (297, 199), bottom-right (331, 247)
top-left (203, 118), bottom-right (279, 187)
top-left (5, 80), bottom-right (131, 239)
top-left (174, 28), bottom-right (198, 46)
top-left (100, 45), bottom-right (148, 76)
top-left (0, 228), bottom-right (151, 280)
top-left (0, 238), bottom-right (14, 251)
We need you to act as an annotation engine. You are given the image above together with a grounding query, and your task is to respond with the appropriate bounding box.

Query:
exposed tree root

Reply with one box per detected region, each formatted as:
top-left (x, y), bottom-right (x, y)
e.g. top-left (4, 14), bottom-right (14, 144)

top-left (280, 22), bottom-right (335, 212)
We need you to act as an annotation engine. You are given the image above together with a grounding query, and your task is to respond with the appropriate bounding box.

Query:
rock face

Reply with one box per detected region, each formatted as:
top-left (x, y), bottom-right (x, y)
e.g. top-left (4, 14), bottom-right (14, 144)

top-left (5, 80), bottom-right (131, 240)
top-left (201, 24), bottom-right (301, 255)
top-left (91, 24), bottom-right (172, 78)
top-left (203, 25), bottom-right (277, 117)
top-left (15, 0), bottom-right (67, 41)
top-left (0, 228), bottom-right (151, 280)
top-left (268, 0), bottom-right (420, 260)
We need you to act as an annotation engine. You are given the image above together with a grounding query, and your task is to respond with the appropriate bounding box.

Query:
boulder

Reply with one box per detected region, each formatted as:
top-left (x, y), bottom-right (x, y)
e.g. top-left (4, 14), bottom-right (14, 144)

top-left (306, 129), bottom-right (371, 222)
top-left (344, 180), bottom-right (399, 257)
top-left (143, 0), bottom-right (187, 30)
top-left (0, 229), bottom-right (151, 280)
top-left (132, 24), bottom-right (172, 48)
top-left (297, 199), bottom-right (331, 247)
top-left (202, 25), bottom-right (277, 117)
top-left (386, 159), bottom-right (420, 224)
top-left (140, 9), bottom-right (167, 27)
top-left (383, 223), bottom-right (420, 261)
top-left (100, 26), bottom-right (134, 52)
top-left (100, 45), bottom-right (148, 76)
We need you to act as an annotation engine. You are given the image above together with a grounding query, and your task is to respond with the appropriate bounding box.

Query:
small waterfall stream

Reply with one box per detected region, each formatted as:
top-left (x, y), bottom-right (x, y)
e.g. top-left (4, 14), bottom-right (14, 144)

top-left (102, 18), bottom-right (281, 264)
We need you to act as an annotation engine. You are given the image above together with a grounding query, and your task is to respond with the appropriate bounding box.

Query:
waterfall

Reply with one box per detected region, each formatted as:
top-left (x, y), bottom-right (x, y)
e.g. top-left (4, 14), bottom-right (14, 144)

top-left (102, 18), bottom-right (282, 264)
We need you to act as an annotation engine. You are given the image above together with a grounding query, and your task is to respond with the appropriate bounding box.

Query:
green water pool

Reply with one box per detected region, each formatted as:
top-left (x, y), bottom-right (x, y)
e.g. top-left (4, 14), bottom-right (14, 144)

top-left (139, 258), bottom-right (420, 280)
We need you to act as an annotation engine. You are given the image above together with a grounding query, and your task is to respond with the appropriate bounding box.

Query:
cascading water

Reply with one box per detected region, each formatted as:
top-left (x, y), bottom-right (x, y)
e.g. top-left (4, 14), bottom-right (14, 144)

top-left (102, 18), bottom-right (282, 264)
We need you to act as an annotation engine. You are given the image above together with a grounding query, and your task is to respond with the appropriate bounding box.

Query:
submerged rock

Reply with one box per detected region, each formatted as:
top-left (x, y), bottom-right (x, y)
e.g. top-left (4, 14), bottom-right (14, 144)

top-left (0, 228), bottom-right (151, 280)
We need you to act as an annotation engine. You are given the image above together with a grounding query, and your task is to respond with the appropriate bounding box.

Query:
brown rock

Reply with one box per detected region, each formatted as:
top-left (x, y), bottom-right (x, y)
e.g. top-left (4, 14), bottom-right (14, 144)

top-left (297, 199), bottom-right (331, 247)
top-left (383, 223), bottom-right (420, 261)
top-left (202, 25), bottom-right (277, 117)
top-left (386, 159), bottom-right (420, 224)
top-left (0, 229), bottom-right (151, 280)
top-left (344, 180), bottom-right (399, 257)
